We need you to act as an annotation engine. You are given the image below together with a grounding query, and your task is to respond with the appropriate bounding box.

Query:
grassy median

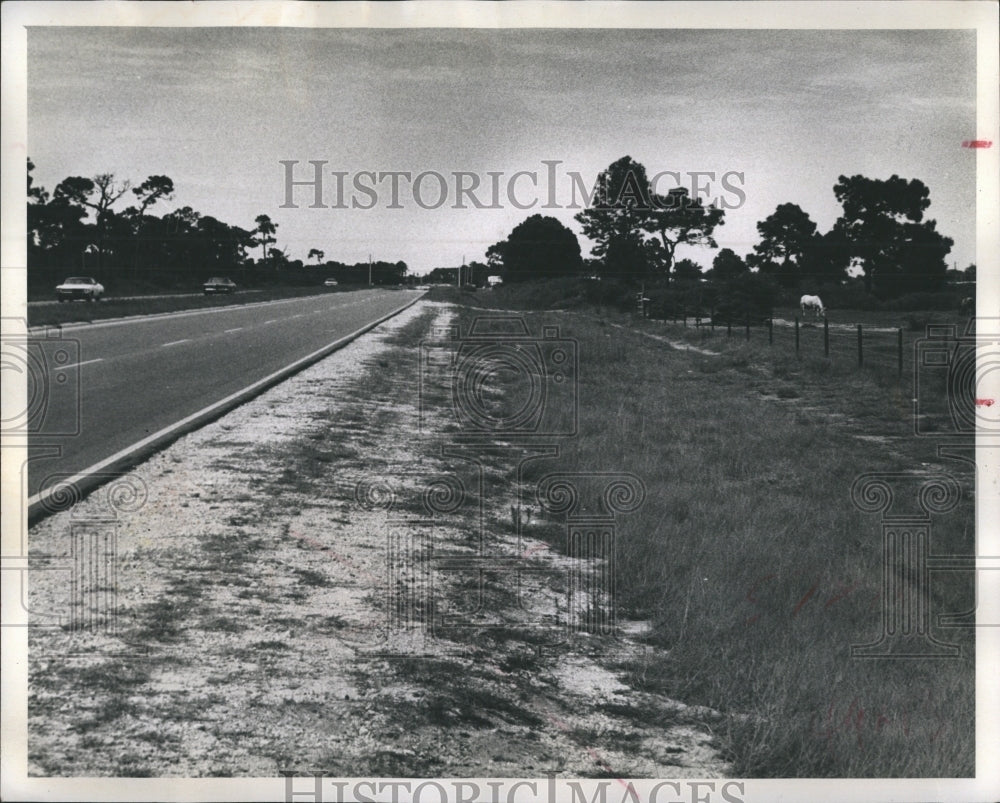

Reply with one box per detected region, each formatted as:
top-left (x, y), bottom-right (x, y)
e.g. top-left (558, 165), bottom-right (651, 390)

top-left (440, 291), bottom-right (975, 777)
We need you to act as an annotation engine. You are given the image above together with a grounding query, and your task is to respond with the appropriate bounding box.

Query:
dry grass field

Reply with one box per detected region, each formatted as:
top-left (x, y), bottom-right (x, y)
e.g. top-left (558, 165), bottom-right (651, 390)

top-left (435, 287), bottom-right (975, 777)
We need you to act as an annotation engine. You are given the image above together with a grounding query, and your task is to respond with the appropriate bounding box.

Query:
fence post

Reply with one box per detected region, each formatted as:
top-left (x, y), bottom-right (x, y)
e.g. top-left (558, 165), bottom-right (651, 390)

top-left (727, 320), bottom-right (732, 338)
top-left (823, 318), bottom-right (829, 357)
top-left (745, 310), bottom-right (750, 341)
top-left (711, 306), bottom-right (715, 332)
top-left (683, 314), bottom-right (687, 328)
top-left (768, 317), bottom-right (773, 345)
top-left (857, 324), bottom-right (863, 368)
top-left (897, 328), bottom-right (903, 375)
top-left (795, 316), bottom-right (800, 358)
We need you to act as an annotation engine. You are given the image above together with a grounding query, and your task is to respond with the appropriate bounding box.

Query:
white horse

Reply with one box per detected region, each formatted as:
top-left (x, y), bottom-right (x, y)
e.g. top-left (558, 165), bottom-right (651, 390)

top-left (800, 294), bottom-right (825, 319)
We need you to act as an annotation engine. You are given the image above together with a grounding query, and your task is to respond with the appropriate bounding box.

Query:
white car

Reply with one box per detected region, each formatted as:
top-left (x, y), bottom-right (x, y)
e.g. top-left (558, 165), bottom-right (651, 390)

top-left (324, 278), bottom-right (339, 287)
top-left (203, 277), bottom-right (237, 295)
top-left (56, 276), bottom-right (104, 302)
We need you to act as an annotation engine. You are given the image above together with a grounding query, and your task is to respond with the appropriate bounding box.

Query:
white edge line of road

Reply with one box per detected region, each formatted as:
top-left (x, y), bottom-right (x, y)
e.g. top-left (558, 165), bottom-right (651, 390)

top-left (61, 357), bottom-right (104, 370)
top-left (26, 292), bottom-right (426, 522)
top-left (24, 290), bottom-right (376, 335)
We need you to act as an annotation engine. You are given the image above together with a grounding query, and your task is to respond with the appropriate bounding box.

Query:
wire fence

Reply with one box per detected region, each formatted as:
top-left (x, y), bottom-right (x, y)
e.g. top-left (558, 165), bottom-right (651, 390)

top-left (638, 295), bottom-right (910, 376)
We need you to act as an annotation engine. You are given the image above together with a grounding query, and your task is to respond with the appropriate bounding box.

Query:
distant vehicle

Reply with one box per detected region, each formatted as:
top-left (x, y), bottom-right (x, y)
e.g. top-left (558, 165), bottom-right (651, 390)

top-left (56, 276), bottom-right (104, 302)
top-left (204, 277), bottom-right (236, 295)
top-left (324, 278), bottom-right (339, 287)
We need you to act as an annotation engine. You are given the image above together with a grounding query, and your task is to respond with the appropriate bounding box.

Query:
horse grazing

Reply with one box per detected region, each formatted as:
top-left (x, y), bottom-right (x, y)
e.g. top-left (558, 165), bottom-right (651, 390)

top-left (800, 294), bottom-right (825, 319)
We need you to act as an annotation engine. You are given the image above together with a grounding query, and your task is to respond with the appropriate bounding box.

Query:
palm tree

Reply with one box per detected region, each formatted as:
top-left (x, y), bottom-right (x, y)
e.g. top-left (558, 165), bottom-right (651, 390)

top-left (131, 175), bottom-right (174, 278)
top-left (254, 214), bottom-right (277, 270)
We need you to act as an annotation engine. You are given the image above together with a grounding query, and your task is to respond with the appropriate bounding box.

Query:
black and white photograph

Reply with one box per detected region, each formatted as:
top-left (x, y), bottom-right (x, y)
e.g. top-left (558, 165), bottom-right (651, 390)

top-left (2, 2), bottom-right (998, 801)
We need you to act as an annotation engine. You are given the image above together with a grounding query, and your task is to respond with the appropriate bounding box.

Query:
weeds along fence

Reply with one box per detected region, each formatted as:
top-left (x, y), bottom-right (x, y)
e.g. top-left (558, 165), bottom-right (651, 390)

top-left (641, 299), bottom-right (909, 376)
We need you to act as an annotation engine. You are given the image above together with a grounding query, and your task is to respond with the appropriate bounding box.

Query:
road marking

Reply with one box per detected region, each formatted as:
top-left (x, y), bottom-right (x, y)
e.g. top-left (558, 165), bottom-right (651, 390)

top-left (61, 357), bottom-right (104, 370)
top-left (28, 288), bottom-right (424, 334)
top-left (28, 294), bottom-right (425, 518)
top-left (161, 339), bottom-right (191, 347)
top-left (224, 327), bottom-right (243, 333)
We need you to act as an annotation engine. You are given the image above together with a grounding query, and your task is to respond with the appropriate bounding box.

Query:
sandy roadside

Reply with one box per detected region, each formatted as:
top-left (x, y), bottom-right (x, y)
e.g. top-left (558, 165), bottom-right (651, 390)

top-left (28, 299), bottom-right (730, 779)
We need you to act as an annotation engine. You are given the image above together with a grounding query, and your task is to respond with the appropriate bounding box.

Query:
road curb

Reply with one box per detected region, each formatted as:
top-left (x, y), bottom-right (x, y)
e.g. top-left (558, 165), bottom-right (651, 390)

top-left (26, 293), bottom-right (426, 524)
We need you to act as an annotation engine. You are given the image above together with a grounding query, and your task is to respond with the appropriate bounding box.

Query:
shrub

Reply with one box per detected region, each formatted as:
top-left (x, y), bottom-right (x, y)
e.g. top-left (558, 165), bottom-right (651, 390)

top-left (580, 277), bottom-right (639, 311)
top-left (904, 313), bottom-right (933, 331)
top-left (449, 276), bottom-right (638, 312)
top-left (884, 291), bottom-right (962, 311)
top-left (644, 278), bottom-right (709, 320)
top-left (711, 273), bottom-right (778, 324)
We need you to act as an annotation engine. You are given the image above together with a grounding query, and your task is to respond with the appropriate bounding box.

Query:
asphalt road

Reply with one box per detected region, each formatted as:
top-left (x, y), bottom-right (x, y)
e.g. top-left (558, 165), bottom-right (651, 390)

top-left (25, 288), bottom-right (422, 500)
top-left (27, 289), bottom-right (264, 306)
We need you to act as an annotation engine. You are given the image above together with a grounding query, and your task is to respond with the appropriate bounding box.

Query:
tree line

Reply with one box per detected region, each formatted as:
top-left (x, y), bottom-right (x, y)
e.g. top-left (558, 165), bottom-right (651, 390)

top-left (29, 155), bottom-right (965, 305)
top-left (26, 159), bottom-right (408, 294)
top-left (484, 155), bottom-right (963, 309)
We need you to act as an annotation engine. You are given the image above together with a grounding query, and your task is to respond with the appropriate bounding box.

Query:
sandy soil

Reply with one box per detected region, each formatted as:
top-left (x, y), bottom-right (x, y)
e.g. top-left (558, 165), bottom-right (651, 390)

top-left (28, 300), bottom-right (730, 778)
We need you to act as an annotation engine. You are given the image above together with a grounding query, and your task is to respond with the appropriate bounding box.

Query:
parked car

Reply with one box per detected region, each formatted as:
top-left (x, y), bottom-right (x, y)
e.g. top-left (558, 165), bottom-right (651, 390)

top-left (55, 276), bottom-right (104, 302)
top-left (324, 278), bottom-right (339, 287)
top-left (203, 277), bottom-right (236, 295)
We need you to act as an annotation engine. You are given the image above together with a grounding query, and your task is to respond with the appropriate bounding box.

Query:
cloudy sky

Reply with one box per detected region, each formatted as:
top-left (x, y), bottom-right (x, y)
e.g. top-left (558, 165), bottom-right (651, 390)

top-left (27, 26), bottom-right (977, 274)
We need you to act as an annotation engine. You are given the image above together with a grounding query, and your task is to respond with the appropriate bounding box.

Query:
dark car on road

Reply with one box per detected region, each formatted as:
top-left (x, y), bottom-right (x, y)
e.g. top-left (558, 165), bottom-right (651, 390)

top-left (203, 277), bottom-right (237, 295)
top-left (55, 276), bottom-right (104, 302)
